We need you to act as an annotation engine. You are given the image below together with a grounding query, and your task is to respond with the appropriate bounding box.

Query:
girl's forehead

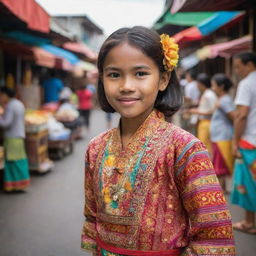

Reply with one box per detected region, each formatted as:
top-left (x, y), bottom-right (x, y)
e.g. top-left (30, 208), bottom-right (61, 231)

top-left (103, 42), bottom-right (155, 68)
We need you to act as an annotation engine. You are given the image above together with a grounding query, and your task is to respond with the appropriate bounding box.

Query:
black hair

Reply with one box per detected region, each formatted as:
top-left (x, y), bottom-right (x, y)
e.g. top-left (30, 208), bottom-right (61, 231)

top-left (211, 73), bottom-right (233, 92)
top-left (234, 52), bottom-right (256, 66)
top-left (196, 73), bottom-right (211, 88)
top-left (97, 26), bottom-right (183, 118)
top-left (0, 86), bottom-right (15, 98)
top-left (186, 69), bottom-right (197, 80)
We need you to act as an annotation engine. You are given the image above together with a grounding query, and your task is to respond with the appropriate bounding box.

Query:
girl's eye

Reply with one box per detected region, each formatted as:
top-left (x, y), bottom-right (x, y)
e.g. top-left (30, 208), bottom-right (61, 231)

top-left (136, 71), bottom-right (149, 77)
top-left (107, 72), bottom-right (120, 78)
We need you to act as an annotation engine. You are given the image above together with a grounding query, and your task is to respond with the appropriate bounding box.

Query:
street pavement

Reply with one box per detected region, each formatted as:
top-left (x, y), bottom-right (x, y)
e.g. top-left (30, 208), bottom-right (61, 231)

top-left (0, 110), bottom-right (255, 256)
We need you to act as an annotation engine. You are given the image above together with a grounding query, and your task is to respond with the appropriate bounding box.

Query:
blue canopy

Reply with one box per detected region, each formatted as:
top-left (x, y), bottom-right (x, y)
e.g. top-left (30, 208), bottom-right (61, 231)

top-left (41, 44), bottom-right (80, 65)
top-left (4, 31), bottom-right (80, 65)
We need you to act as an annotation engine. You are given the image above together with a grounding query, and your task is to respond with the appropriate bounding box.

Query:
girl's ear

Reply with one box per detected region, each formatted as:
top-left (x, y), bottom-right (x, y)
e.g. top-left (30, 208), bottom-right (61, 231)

top-left (159, 72), bottom-right (171, 91)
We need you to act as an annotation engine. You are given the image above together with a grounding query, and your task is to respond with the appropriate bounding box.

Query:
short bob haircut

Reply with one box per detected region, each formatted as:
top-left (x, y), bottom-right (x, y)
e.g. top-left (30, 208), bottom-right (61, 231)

top-left (211, 73), bottom-right (233, 92)
top-left (234, 52), bottom-right (256, 66)
top-left (0, 86), bottom-right (15, 98)
top-left (97, 26), bottom-right (183, 118)
top-left (196, 73), bottom-right (211, 89)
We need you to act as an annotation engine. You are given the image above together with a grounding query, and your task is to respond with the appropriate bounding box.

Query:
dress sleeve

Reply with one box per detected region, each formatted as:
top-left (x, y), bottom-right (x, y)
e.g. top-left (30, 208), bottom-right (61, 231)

top-left (81, 147), bottom-right (98, 253)
top-left (175, 140), bottom-right (235, 256)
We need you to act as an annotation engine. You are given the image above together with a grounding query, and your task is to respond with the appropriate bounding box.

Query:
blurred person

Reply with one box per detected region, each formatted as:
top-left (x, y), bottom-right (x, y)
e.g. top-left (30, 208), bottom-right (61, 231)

top-left (210, 74), bottom-right (235, 193)
top-left (76, 84), bottom-right (93, 131)
top-left (189, 73), bottom-right (217, 156)
top-left (41, 70), bottom-right (64, 103)
top-left (81, 26), bottom-right (235, 256)
top-left (181, 69), bottom-right (200, 134)
top-left (231, 52), bottom-right (256, 234)
top-left (184, 69), bottom-right (200, 106)
top-left (0, 87), bottom-right (30, 192)
top-left (70, 88), bottom-right (79, 109)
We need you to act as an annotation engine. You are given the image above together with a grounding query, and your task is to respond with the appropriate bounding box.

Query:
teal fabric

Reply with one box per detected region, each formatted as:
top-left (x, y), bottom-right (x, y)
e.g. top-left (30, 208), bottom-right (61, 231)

top-left (4, 159), bottom-right (30, 186)
top-left (231, 148), bottom-right (256, 211)
top-left (100, 248), bottom-right (125, 256)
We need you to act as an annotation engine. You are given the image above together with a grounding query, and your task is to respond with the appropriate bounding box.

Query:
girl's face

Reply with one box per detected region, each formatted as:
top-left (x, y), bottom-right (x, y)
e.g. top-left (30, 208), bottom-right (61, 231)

top-left (211, 80), bottom-right (222, 97)
top-left (103, 42), bottom-right (168, 121)
top-left (197, 81), bottom-right (206, 93)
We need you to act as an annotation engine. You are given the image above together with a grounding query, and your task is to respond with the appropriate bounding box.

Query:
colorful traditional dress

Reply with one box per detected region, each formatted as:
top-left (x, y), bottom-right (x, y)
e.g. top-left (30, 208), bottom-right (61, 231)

top-left (210, 95), bottom-right (235, 176)
top-left (82, 110), bottom-right (235, 256)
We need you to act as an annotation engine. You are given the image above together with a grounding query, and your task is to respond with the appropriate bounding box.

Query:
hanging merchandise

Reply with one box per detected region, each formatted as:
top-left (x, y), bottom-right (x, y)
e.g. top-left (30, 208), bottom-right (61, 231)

top-left (6, 73), bottom-right (15, 89)
top-left (23, 67), bottom-right (32, 86)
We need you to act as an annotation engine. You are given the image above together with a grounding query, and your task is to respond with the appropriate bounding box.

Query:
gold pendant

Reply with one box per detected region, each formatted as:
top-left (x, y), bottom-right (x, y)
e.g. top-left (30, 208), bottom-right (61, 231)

top-left (115, 167), bottom-right (124, 174)
top-left (113, 193), bottom-right (118, 201)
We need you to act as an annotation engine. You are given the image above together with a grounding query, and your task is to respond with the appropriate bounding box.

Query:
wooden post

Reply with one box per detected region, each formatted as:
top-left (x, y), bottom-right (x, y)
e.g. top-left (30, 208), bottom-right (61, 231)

top-left (249, 9), bottom-right (256, 52)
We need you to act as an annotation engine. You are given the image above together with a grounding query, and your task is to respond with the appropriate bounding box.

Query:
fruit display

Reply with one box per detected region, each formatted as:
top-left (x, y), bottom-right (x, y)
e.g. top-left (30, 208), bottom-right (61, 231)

top-left (25, 110), bottom-right (50, 125)
top-left (25, 110), bottom-right (51, 132)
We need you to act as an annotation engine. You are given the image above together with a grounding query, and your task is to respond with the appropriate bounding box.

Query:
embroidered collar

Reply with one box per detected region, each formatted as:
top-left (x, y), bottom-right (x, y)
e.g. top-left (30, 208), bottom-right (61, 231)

top-left (111, 109), bottom-right (165, 153)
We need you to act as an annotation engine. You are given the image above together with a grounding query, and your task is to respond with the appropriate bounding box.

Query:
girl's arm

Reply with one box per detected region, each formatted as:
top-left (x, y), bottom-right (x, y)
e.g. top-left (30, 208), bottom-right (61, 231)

top-left (175, 140), bottom-right (235, 256)
top-left (189, 108), bottom-right (214, 116)
top-left (81, 148), bottom-right (98, 254)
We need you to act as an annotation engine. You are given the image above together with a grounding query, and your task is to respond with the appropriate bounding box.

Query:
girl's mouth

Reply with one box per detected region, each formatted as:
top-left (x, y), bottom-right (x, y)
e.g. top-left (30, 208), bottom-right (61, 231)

top-left (118, 97), bottom-right (139, 105)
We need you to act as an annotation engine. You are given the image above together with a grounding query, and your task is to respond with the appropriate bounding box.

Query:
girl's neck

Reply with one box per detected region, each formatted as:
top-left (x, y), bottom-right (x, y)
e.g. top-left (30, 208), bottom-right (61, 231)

top-left (120, 109), bottom-right (153, 147)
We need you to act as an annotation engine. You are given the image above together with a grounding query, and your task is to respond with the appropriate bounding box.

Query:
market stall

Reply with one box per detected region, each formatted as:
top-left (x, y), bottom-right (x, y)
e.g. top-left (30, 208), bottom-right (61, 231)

top-left (25, 110), bottom-right (54, 173)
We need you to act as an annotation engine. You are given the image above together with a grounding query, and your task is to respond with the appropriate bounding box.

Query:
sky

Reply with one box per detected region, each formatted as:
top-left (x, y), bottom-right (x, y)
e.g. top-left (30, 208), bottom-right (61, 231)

top-left (36, 0), bottom-right (166, 35)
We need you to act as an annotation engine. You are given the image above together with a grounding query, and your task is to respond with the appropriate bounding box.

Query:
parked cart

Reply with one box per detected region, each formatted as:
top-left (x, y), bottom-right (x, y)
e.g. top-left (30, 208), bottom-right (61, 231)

top-left (48, 129), bottom-right (73, 160)
top-left (25, 126), bottom-right (54, 173)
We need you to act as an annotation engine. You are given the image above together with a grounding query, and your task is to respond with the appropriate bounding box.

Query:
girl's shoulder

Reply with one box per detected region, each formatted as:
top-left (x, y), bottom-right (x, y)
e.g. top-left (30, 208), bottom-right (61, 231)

top-left (166, 123), bottom-right (203, 158)
top-left (168, 123), bottom-right (199, 146)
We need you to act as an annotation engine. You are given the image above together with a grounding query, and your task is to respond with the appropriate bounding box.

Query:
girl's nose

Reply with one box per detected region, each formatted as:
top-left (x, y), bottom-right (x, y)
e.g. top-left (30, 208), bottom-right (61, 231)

top-left (119, 77), bottom-right (135, 92)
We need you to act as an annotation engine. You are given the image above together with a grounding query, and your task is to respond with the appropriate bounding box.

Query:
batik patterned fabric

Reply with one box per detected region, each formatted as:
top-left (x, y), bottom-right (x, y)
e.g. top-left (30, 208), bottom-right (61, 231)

top-left (81, 110), bottom-right (235, 256)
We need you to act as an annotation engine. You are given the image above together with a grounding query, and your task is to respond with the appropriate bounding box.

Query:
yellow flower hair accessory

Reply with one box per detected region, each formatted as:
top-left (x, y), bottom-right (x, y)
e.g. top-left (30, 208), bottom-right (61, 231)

top-left (160, 34), bottom-right (179, 72)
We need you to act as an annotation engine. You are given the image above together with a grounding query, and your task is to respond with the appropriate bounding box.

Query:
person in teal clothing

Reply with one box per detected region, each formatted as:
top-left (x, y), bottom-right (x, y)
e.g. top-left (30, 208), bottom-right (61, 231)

top-left (0, 86), bottom-right (30, 192)
top-left (42, 70), bottom-right (64, 103)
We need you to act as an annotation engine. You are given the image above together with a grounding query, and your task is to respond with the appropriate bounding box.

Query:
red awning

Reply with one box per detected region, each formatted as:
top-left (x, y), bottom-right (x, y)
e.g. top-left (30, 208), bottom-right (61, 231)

top-left (32, 47), bottom-right (56, 68)
top-left (63, 42), bottom-right (97, 60)
top-left (210, 35), bottom-right (252, 58)
top-left (0, 40), bottom-right (72, 70)
top-left (170, 0), bottom-right (247, 14)
top-left (0, 0), bottom-right (50, 33)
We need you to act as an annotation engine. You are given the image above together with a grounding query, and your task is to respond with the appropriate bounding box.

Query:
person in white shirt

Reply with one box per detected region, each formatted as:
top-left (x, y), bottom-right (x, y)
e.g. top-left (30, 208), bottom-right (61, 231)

top-left (181, 70), bottom-right (200, 134)
top-left (184, 69), bottom-right (200, 105)
top-left (231, 52), bottom-right (256, 235)
top-left (189, 73), bottom-right (217, 156)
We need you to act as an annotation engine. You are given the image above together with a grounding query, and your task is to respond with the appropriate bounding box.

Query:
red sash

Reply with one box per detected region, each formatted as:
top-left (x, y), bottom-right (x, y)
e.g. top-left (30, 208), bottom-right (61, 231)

top-left (239, 139), bottom-right (256, 150)
top-left (97, 237), bottom-right (181, 256)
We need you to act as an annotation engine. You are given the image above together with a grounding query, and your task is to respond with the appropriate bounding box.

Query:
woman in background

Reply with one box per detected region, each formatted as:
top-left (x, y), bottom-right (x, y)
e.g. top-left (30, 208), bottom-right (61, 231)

top-left (0, 87), bottom-right (30, 192)
top-left (210, 74), bottom-right (235, 193)
top-left (189, 73), bottom-right (217, 156)
top-left (76, 85), bottom-right (93, 132)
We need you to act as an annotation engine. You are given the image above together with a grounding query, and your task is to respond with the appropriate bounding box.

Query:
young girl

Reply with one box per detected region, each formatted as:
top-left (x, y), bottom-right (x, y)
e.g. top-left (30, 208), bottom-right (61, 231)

top-left (210, 74), bottom-right (235, 193)
top-left (81, 26), bottom-right (235, 256)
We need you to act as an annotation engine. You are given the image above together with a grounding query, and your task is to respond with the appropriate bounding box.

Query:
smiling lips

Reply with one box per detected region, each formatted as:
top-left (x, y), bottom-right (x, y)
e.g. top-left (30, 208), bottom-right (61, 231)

top-left (118, 97), bottom-right (140, 105)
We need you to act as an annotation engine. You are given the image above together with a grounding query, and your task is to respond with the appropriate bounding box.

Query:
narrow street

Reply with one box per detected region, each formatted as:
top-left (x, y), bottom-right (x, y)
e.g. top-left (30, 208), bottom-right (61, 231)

top-left (0, 110), bottom-right (255, 256)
